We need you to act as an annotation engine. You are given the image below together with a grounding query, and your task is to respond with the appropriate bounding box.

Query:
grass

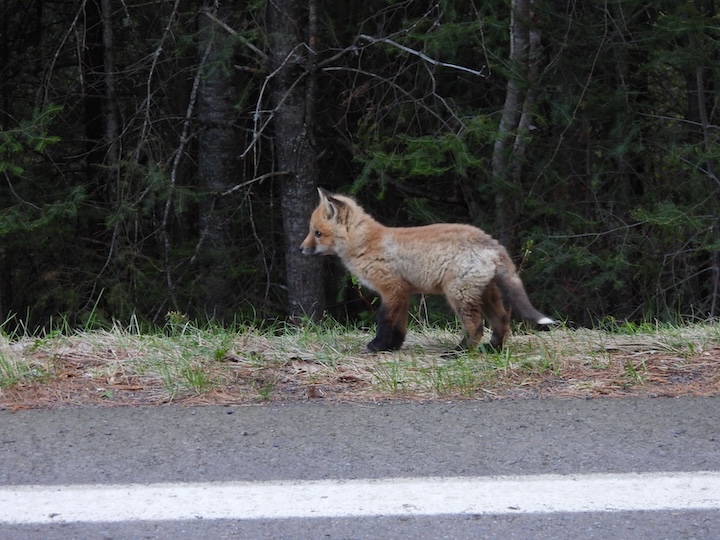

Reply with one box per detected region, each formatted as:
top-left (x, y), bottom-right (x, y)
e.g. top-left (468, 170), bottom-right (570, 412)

top-left (0, 339), bottom-right (52, 389)
top-left (0, 317), bottom-right (719, 409)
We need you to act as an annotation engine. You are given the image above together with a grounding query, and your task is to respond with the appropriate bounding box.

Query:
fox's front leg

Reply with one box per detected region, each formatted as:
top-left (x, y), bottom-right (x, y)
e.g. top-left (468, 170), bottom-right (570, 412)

top-left (367, 296), bottom-right (409, 352)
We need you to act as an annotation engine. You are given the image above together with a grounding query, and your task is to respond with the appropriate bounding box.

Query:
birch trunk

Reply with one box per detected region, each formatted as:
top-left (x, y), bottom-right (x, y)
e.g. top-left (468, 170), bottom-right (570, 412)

top-left (490, 0), bottom-right (534, 249)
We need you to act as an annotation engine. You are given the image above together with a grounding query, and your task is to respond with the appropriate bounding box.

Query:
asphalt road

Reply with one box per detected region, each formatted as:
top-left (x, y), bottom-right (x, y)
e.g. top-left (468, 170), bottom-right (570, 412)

top-left (1, 397), bottom-right (720, 539)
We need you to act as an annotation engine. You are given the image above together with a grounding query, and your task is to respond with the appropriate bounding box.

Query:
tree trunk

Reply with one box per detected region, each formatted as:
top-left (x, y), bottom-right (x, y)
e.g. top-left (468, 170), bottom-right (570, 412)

top-left (490, 0), bottom-right (533, 249)
top-left (196, 4), bottom-right (240, 320)
top-left (83, 0), bottom-right (104, 187)
top-left (100, 0), bottom-right (123, 263)
top-left (267, 0), bottom-right (325, 321)
top-left (695, 63), bottom-right (720, 317)
top-left (686, 0), bottom-right (719, 316)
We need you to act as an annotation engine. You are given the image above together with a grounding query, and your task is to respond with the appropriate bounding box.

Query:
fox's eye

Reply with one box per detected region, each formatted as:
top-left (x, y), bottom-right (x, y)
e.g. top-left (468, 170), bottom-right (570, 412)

top-left (314, 230), bottom-right (322, 238)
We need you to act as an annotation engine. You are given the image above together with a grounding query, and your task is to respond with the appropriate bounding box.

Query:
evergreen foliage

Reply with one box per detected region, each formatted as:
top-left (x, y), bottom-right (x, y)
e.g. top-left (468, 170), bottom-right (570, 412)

top-left (0, 0), bottom-right (717, 330)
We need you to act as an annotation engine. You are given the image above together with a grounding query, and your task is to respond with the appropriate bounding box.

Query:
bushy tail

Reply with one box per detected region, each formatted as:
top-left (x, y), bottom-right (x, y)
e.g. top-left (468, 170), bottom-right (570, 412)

top-left (495, 267), bottom-right (554, 326)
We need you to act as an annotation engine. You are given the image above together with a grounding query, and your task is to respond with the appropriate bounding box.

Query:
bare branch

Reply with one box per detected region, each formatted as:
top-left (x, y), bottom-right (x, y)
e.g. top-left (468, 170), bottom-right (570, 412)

top-left (316, 45), bottom-right (359, 69)
top-left (201, 7), bottom-right (268, 62)
top-left (322, 66), bottom-right (458, 133)
top-left (135, 0), bottom-right (182, 161)
top-left (160, 35), bottom-right (215, 300)
top-left (42, 0), bottom-right (88, 105)
top-left (3, 171), bottom-right (40, 210)
top-left (221, 171), bottom-right (290, 196)
top-left (638, 112), bottom-right (720, 131)
top-left (357, 34), bottom-right (487, 78)
top-left (240, 44), bottom-right (308, 160)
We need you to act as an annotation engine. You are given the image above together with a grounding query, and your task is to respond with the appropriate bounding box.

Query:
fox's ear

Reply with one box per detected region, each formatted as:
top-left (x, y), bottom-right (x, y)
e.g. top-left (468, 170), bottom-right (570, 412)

top-left (317, 187), bottom-right (345, 221)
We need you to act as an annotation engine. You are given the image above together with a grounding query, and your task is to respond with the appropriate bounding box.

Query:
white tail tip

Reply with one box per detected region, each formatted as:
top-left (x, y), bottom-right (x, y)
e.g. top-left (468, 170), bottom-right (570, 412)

top-left (537, 317), bottom-right (555, 325)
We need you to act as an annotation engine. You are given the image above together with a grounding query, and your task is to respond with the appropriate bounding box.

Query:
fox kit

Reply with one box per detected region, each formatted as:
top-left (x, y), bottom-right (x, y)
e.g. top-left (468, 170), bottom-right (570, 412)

top-left (300, 188), bottom-right (554, 352)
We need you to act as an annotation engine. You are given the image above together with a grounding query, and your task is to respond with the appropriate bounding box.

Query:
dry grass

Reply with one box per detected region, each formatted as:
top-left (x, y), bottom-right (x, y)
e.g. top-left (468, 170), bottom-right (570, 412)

top-left (1, 321), bottom-right (719, 410)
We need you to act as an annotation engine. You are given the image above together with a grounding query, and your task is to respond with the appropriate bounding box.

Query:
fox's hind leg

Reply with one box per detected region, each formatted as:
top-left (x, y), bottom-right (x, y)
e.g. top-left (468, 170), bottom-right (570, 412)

top-left (367, 295), bottom-right (409, 352)
top-left (482, 283), bottom-right (511, 350)
top-left (449, 282), bottom-right (509, 352)
top-left (447, 294), bottom-right (485, 351)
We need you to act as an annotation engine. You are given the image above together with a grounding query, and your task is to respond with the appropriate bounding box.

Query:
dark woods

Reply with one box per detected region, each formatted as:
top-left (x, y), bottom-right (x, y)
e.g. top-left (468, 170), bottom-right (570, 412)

top-left (0, 0), bottom-right (718, 331)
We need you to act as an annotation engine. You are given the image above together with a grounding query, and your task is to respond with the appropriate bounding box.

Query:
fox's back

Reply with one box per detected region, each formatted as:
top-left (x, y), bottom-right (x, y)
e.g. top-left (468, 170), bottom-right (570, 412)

top-left (376, 223), bottom-right (504, 294)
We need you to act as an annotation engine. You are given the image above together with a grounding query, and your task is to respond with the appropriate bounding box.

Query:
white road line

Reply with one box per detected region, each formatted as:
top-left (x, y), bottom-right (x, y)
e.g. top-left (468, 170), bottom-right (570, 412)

top-left (1, 472), bottom-right (720, 524)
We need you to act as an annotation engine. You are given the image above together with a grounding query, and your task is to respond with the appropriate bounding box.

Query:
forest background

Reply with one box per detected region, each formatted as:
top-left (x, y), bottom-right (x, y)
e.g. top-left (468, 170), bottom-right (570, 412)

top-left (0, 0), bottom-right (718, 333)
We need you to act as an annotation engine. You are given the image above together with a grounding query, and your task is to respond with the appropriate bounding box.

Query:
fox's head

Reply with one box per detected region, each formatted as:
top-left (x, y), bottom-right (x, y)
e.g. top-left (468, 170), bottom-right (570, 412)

top-left (300, 188), bottom-right (354, 256)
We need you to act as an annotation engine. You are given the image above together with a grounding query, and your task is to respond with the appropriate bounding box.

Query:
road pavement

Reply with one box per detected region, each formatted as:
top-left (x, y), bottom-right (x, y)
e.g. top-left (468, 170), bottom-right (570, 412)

top-left (1, 397), bottom-right (719, 538)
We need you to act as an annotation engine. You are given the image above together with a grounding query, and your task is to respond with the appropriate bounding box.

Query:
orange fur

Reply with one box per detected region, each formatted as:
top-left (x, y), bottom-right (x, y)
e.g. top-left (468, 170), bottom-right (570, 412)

top-left (300, 189), bottom-right (553, 351)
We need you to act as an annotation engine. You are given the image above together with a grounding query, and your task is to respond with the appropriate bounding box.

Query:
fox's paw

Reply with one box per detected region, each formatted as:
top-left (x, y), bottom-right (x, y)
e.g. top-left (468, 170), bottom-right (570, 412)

top-left (482, 342), bottom-right (503, 353)
top-left (366, 338), bottom-right (402, 352)
top-left (453, 341), bottom-right (503, 354)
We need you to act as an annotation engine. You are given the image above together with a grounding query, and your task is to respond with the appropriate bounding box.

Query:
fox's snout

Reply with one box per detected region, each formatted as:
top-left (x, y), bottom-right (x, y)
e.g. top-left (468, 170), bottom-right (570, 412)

top-left (299, 233), bottom-right (323, 255)
top-left (299, 240), bottom-right (331, 256)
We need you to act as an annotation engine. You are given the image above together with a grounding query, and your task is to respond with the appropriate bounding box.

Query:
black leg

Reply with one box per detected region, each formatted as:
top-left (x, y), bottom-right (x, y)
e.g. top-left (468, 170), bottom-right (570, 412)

top-left (367, 304), bottom-right (406, 351)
